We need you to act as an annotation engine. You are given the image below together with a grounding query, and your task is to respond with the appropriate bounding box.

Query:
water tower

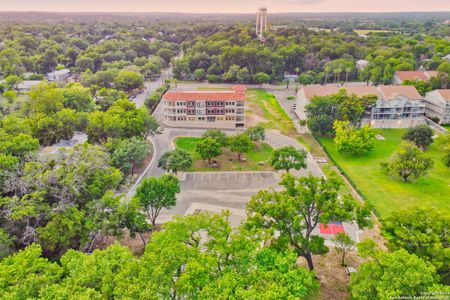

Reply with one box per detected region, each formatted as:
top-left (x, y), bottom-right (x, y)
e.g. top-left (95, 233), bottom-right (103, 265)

top-left (256, 7), bottom-right (268, 40)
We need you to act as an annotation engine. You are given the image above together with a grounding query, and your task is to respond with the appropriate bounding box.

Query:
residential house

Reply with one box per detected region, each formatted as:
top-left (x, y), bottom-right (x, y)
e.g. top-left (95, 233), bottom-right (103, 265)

top-left (17, 80), bottom-right (42, 93)
top-left (424, 89), bottom-right (450, 124)
top-left (393, 70), bottom-right (439, 85)
top-left (47, 69), bottom-right (70, 83)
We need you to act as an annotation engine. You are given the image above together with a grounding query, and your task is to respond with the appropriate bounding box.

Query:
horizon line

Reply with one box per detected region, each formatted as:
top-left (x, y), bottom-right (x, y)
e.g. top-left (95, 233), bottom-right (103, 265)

top-left (0, 10), bottom-right (449, 15)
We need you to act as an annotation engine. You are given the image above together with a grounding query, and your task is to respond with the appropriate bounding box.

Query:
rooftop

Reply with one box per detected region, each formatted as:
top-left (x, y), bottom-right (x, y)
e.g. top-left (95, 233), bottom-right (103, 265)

top-left (302, 85), bottom-right (378, 100)
top-left (378, 85), bottom-right (422, 100)
top-left (394, 70), bottom-right (438, 82)
top-left (301, 85), bottom-right (423, 101)
top-left (435, 89), bottom-right (450, 101)
top-left (163, 90), bottom-right (246, 101)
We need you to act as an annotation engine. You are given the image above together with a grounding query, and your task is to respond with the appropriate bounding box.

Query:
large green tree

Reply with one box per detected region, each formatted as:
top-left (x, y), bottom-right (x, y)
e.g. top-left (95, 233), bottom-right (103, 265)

top-left (110, 137), bottom-right (150, 175)
top-left (158, 149), bottom-right (193, 174)
top-left (334, 120), bottom-right (375, 156)
top-left (402, 125), bottom-right (433, 150)
top-left (195, 137), bottom-right (223, 165)
top-left (382, 208), bottom-right (450, 284)
top-left (228, 133), bottom-right (253, 161)
top-left (350, 240), bottom-right (443, 300)
top-left (134, 174), bottom-right (180, 227)
top-left (269, 146), bottom-right (307, 173)
top-left (246, 174), bottom-right (371, 271)
top-left (381, 141), bottom-right (433, 182)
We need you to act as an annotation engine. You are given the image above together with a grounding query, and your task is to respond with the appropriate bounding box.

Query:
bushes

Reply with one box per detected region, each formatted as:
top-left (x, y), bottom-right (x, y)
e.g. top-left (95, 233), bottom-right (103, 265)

top-left (145, 85), bottom-right (168, 112)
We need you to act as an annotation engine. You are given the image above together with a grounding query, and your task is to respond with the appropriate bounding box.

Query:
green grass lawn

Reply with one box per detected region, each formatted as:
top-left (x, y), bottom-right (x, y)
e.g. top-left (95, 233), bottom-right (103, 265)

top-left (354, 29), bottom-right (392, 35)
top-left (246, 89), bottom-right (297, 136)
top-left (175, 137), bottom-right (274, 172)
top-left (318, 129), bottom-right (450, 217)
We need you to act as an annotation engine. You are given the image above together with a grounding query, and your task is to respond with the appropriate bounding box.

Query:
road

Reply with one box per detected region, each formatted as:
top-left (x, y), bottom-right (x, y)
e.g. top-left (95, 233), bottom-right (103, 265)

top-left (132, 66), bottom-right (173, 108)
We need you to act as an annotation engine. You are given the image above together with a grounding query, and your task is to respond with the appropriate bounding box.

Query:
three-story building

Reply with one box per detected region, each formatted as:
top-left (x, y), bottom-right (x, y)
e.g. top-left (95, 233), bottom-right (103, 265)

top-left (162, 87), bottom-right (246, 129)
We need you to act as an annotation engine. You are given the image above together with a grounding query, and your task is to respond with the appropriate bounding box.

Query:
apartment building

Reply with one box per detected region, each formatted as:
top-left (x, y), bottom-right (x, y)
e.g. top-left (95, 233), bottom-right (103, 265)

top-left (393, 70), bottom-right (438, 85)
top-left (424, 89), bottom-right (450, 124)
top-left (296, 85), bottom-right (426, 128)
top-left (162, 87), bottom-right (246, 129)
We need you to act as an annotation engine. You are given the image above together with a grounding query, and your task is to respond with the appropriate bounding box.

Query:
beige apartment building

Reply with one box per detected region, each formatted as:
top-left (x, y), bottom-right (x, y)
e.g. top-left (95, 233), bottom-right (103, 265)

top-left (162, 87), bottom-right (246, 129)
top-left (424, 89), bottom-right (450, 124)
top-left (296, 85), bottom-right (426, 128)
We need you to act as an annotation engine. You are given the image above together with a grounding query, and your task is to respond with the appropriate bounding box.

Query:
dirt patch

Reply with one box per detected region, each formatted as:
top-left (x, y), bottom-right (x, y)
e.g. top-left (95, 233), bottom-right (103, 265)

top-left (297, 248), bottom-right (362, 300)
top-left (93, 230), bottom-right (150, 255)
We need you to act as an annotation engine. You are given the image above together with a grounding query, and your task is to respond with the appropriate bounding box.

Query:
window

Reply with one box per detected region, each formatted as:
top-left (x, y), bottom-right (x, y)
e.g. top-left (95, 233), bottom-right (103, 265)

top-left (207, 116), bottom-right (216, 122)
top-left (198, 117), bottom-right (205, 121)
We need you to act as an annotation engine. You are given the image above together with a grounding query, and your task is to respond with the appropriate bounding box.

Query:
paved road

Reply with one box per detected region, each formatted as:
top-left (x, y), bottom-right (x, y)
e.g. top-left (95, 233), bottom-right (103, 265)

top-left (132, 66), bottom-right (173, 108)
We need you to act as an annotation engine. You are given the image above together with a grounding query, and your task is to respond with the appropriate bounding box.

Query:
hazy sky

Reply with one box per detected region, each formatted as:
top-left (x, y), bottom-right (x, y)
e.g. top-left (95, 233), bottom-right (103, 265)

top-left (1, 0), bottom-right (450, 13)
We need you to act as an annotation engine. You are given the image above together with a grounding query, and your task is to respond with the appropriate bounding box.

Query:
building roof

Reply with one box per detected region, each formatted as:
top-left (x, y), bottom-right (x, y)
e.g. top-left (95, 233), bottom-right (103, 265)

top-left (435, 89), bottom-right (450, 101)
top-left (301, 84), bottom-right (422, 101)
top-left (378, 85), bottom-right (422, 100)
top-left (394, 70), bottom-right (438, 82)
top-left (302, 85), bottom-right (378, 100)
top-left (48, 69), bottom-right (70, 76)
top-left (163, 91), bottom-right (246, 101)
top-left (17, 80), bottom-right (42, 90)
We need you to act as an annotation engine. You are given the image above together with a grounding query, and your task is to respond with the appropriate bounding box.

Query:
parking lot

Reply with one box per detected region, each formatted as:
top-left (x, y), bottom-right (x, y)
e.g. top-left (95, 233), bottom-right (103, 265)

top-left (158, 171), bottom-right (282, 223)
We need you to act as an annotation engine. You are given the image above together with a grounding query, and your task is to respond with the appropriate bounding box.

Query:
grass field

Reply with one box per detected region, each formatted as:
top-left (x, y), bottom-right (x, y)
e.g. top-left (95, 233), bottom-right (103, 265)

top-left (354, 29), bottom-right (392, 35)
top-left (175, 137), bottom-right (274, 172)
top-left (318, 129), bottom-right (450, 217)
top-left (245, 89), bottom-right (297, 136)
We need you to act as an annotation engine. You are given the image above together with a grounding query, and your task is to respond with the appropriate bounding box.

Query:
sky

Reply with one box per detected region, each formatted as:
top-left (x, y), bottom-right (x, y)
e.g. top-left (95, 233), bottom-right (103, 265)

top-left (1, 0), bottom-right (450, 13)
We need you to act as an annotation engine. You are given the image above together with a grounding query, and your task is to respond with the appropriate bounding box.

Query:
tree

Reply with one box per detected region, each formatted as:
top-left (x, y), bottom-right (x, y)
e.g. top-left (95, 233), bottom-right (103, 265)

top-left (134, 174), bottom-right (180, 227)
top-left (437, 61), bottom-right (450, 88)
top-left (5, 75), bottom-right (23, 92)
top-left (114, 70), bottom-right (144, 92)
top-left (245, 126), bottom-right (265, 141)
top-left (28, 82), bottom-right (64, 115)
top-left (158, 149), bottom-right (192, 174)
top-left (63, 83), bottom-right (94, 112)
top-left (0, 48), bottom-right (24, 76)
top-left (333, 232), bottom-right (355, 266)
top-left (2, 90), bottom-right (17, 103)
top-left (381, 141), bottom-right (433, 182)
top-left (349, 240), bottom-right (440, 300)
top-left (382, 207), bottom-right (450, 284)
top-left (305, 95), bottom-right (336, 135)
top-left (253, 72), bottom-right (271, 84)
top-left (75, 56), bottom-right (94, 72)
top-left (0, 244), bottom-right (62, 299)
top-left (195, 137), bottom-right (222, 165)
top-left (228, 133), bottom-right (253, 161)
top-left (0, 132), bottom-right (39, 157)
top-left (202, 129), bottom-right (228, 147)
top-left (95, 88), bottom-right (127, 111)
top-left (402, 125), bottom-right (433, 150)
top-left (438, 133), bottom-right (450, 168)
top-left (270, 146), bottom-right (307, 173)
top-left (110, 137), bottom-right (150, 175)
top-left (334, 120), bottom-right (375, 156)
top-left (194, 68), bottom-right (206, 81)
top-left (55, 108), bottom-right (80, 140)
top-left (121, 212), bottom-right (320, 299)
top-left (246, 174), bottom-right (371, 271)
top-left (142, 109), bottom-right (159, 138)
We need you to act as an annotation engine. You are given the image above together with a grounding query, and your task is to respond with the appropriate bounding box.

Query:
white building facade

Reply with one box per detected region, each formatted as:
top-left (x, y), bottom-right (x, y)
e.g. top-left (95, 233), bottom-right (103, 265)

top-left (424, 90), bottom-right (450, 124)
